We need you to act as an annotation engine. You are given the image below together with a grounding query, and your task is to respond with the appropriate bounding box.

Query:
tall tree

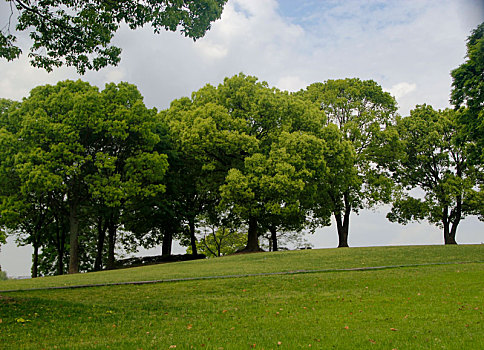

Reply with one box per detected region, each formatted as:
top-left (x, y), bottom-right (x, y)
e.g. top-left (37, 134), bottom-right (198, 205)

top-left (297, 78), bottom-right (397, 247)
top-left (159, 103), bottom-right (217, 256)
top-left (451, 22), bottom-right (484, 164)
top-left (168, 74), bottom-right (325, 252)
top-left (0, 98), bottom-right (21, 248)
top-left (386, 105), bottom-right (483, 244)
top-left (11, 80), bottom-right (104, 273)
top-left (1, 0), bottom-right (228, 73)
top-left (7, 80), bottom-right (168, 273)
top-left (87, 82), bottom-right (169, 269)
top-left (220, 130), bottom-right (327, 252)
top-left (0, 97), bottom-right (55, 277)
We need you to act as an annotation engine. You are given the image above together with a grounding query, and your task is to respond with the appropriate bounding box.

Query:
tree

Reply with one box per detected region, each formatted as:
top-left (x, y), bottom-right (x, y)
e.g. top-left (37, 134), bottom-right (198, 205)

top-left (297, 78), bottom-right (397, 247)
top-left (169, 74), bottom-right (325, 252)
top-left (220, 130), bottom-right (327, 252)
top-left (7, 80), bottom-right (168, 274)
top-left (451, 22), bottom-right (484, 163)
top-left (86, 82), bottom-right (169, 269)
top-left (0, 98), bottom-right (20, 248)
top-left (1, 0), bottom-right (227, 73)
top-left (154, 97), bottom-right (223, 257)
top-left (386, 105), bottom-right (483, 244)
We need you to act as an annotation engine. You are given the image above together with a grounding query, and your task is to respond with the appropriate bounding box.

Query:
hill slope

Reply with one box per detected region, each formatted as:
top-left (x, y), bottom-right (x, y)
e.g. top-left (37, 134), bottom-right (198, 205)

top-left (1, 245), bottom-right (483, 349)
top-left (1, 244), bottom-right (483, 291)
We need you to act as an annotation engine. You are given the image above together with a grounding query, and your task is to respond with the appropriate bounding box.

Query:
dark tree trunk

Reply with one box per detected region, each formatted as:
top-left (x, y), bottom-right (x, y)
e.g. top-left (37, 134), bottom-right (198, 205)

top-left (443, 220), bottom-right (453, 244)
top-left (68, 199), bottom-right (80, 274)
top-left (189, 218), bottom-right (198, 256)
top-left (443, 203), bottom-right (459, 245)
top-left (448, 222), bottom-right (459, 245)
top-left (32, 243), bottom-right (39, 278)
top-left (334, 206), bottom-right (350, 248)
top-left (269, 226), bottom-right (278, 252)
top-left (54, 217), bottom-right (66, 276)
top-left (241, 216), bottom-right (261, 252)
top-left (31, 213), bottom-right (47, 278)
top-left (57, 251), bottom-right (64, 275)
top-left (94, 216), bottom-right (107, 271)
top-left (449, 195), bottom-right (462, 245)
top-left (446, 230), bottom-right (458, 244)
top-left (331, 192), bottom-right (351, 248)
top-left (106, 216), bottom-right (117, 270)
top-left (162, 230), bottom-right (173, 256)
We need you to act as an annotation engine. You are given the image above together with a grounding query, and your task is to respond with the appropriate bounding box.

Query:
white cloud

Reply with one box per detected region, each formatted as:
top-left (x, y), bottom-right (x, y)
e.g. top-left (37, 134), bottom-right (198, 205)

top-left (0, 55), bottom-right (75, 101)
top-left (387, 82), bottom-right (418, 114)
top-left (389, 82), bottom-right (417, 100)
top-left (195, 41), bottom-right (229, 59)
top-left (104, 68), bottom-right (127, 84)
top-left (276, 76), bottom-right (308, 92)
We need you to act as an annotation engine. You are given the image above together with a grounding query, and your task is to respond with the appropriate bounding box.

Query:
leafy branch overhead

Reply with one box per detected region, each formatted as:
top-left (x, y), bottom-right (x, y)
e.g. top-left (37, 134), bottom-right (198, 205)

top-left (1, 0), bottom-right (227, 73)
top-left (451, 22), bottom-right (484, 163)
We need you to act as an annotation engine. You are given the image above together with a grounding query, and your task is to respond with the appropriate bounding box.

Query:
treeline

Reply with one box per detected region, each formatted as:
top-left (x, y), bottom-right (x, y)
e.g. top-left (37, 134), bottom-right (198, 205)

top-left (0, 24), bottom-right (483, 277)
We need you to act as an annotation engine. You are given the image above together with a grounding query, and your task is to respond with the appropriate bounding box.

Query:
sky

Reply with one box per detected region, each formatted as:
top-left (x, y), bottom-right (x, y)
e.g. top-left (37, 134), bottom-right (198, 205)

top-left (0, 0), bottom-right (483, 277)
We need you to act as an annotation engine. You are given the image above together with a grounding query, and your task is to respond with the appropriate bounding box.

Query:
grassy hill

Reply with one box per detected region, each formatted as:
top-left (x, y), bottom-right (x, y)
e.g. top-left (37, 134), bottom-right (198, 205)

top-left (1, 245), bottom-right (483, 349)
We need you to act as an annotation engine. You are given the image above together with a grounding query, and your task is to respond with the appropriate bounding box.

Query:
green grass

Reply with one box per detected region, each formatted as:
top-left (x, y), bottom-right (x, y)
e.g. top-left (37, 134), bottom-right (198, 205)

top-left (0, 245), bottom-right (483, 349)
top-left (1, 244), bottom-right (483, 291)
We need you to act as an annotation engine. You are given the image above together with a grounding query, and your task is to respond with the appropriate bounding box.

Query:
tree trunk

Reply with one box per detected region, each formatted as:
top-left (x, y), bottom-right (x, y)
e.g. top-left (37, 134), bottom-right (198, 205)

top-left (55, 217), bottom-right (66, 276)
top-left (443, 220), bottom-right (453, 244)
top-left (31, 214), bottom-right (46, 278)
top-left (334, 209), bottom-right (350, 248)
top-left (68, 199), bottom-right (80, 274)
top-left (332, 193), bottom-right (351, 248)
top-left (32, 243), bottom-right (39, 278)
top-left (269, 226), bottom-right (278, 252)
top-left (162, 230), bottom-right (173, 256)
top-left (448, 195), bottom-right (462, 245)
top-left (106, 216), bottom-right (117, 270)
top-left (446, 227), bottom-right (458, 244)
top-left (241, 216), bottom-right (261, 252)
top-left (442, 206), bottom-right (457, 245)
top-left (189, 218), bottom-right (198, 256)
top-left (57, 244), bottom-right (64, 276)
top-left (94, 216), bottom-right (107, 271)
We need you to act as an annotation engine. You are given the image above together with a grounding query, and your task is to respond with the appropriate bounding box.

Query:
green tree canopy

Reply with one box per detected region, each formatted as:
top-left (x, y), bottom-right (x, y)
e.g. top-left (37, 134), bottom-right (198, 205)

top-left (1, 0), bottom-right (227, 73)
top-left (2, 80), bottom-right (168, 274)
top-left (297, 78), bottom-right (397, 247)
top-left (451, 22), bottom-right (484, 163)
top-left (386, 105), bottom-right (483, 244)
top-left (165, 74), bottom-right (325, 252)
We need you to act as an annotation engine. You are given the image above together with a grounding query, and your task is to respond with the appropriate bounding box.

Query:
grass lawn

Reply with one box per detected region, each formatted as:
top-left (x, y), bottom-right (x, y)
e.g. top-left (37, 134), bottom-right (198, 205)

top-left (0, 245), bottom-right (483, 349)
top-left (1, 244), bottom-right (483, 292)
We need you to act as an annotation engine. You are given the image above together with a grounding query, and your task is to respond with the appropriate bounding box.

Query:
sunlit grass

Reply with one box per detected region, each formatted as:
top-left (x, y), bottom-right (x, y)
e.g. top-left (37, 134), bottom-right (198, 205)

top-left (1, 244), bottom-right (482, 291)
top-left (1, 264), bottom-right (483, 349)
top-left (0, 245), bottom-right (483, 349)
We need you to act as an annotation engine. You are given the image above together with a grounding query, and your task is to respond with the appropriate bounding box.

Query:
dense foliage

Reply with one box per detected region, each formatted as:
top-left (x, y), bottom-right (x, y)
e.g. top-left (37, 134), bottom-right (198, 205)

top-left (383, 106), bottom-right (483, 244)
top-left (296, 78), bottom-right (397, 247)
top-left (1, 0), bottom-right (227, 73)
top-left (0, 81), bottom-right (169, 275)
top-left (451, 22), bottom-right (484, 163)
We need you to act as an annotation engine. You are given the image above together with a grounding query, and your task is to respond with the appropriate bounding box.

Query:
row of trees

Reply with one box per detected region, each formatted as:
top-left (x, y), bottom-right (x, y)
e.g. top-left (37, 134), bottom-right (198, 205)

top-left (0, 24), bottom-right (483, 277)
